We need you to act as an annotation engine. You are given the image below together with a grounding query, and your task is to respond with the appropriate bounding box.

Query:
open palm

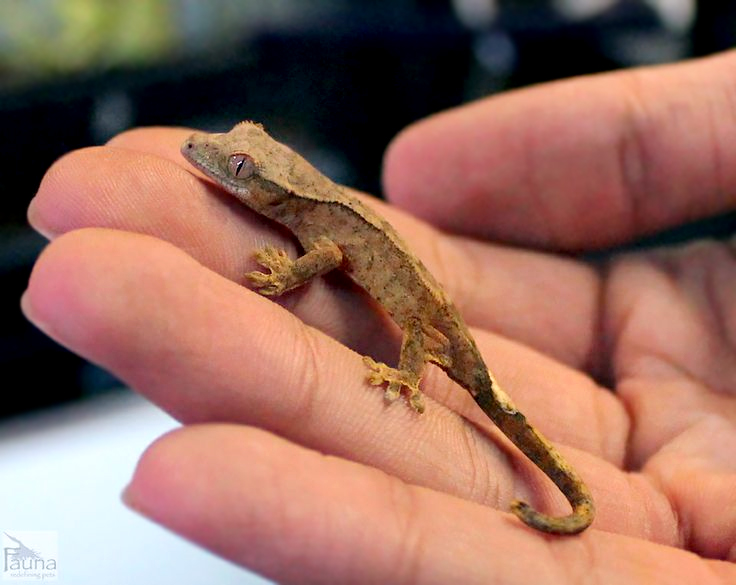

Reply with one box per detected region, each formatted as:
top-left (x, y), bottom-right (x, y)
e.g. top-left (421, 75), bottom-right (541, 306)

top-left (24, 52), bottom-right (736, 583)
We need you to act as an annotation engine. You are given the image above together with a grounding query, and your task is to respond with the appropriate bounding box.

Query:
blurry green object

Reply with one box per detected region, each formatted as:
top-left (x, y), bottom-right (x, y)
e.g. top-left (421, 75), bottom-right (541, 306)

top-left (0, 0), bottom-right (175, 82)
top-left (0, 0), bottom-right (331, 86)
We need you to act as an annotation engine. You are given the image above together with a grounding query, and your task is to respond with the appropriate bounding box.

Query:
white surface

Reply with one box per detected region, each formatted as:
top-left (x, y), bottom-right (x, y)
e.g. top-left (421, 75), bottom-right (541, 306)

top-left (0, 392), bottom-right (271, 584)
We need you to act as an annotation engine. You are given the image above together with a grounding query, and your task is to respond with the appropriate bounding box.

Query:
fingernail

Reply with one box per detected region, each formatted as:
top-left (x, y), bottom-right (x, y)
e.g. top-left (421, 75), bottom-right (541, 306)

top-left (20, 290), bottom-right (49, 336)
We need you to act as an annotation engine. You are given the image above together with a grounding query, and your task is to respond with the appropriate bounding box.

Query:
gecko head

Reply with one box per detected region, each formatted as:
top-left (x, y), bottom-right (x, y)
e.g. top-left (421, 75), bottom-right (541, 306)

top-left (181, 128), bottom-right (263, 198)
top-left (182, 122), bottom-right (304, 212)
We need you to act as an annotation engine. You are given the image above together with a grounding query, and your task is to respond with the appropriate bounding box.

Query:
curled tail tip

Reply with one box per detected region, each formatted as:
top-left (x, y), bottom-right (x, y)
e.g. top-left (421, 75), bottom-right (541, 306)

top-left (510, 498), bottom-right (595, 536)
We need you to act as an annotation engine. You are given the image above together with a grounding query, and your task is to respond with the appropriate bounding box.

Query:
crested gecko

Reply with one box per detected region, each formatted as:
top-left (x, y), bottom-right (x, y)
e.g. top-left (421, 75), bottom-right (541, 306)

top-left (181, 121), bottom-right (595, 535)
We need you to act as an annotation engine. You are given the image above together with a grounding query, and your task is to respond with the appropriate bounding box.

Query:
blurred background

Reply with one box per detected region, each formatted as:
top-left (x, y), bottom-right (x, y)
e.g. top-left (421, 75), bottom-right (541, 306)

top-left (0, 1), bottom-right (734, 583)
top-left (2, 0), bottom-right (735, 418)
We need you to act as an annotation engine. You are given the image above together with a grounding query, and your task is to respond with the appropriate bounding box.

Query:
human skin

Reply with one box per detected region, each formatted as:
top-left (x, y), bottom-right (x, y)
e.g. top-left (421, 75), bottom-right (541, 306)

top-left (23, 50), bottom-right (736, 583)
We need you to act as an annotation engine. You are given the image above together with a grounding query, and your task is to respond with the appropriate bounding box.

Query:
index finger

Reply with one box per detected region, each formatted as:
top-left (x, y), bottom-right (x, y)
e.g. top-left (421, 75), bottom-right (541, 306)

top-left (383, 50), bottom-right (736, 251)
top-left (30, 128), bottom-right (600, 367)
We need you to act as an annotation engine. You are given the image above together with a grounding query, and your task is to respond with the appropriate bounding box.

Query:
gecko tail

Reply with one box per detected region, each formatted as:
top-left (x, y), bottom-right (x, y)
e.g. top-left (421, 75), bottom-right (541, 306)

top-left (502, 414), bottom-right (596, 535)
top-left (474, 387), bottom-right (596, 536)
top-left (510, 497), bottom-right (594, 535)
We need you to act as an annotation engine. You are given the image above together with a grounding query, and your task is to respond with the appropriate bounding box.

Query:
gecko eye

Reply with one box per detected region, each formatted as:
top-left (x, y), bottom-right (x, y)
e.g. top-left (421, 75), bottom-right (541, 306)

top-left (228, 153), bottom-right (256, 178)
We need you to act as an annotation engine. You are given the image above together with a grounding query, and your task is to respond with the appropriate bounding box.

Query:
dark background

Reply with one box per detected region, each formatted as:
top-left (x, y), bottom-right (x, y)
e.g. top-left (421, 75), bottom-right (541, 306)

top-left (1, 0), bottom-right (733, 418)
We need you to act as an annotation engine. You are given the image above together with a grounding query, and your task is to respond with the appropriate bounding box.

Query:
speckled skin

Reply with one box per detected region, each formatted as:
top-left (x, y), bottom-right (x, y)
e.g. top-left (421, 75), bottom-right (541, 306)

top-left (181, 121), bottom-right (594, 535)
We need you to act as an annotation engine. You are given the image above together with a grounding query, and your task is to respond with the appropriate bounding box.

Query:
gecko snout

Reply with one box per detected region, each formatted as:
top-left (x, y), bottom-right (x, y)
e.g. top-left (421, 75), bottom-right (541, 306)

top-left (181, 133), bottom-right (218, 162)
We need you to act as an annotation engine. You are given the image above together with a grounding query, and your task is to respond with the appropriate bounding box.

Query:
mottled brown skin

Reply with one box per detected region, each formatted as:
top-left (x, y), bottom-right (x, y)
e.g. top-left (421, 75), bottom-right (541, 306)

top-left (181, 121), bottom-right (595, 535)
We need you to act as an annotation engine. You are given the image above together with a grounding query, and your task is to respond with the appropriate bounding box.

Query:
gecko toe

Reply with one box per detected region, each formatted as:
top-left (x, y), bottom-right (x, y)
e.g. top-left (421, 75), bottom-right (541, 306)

top-left (409, 392), bottom-right (425, 414)
top-left (384, 382), bottom-right (402, 402)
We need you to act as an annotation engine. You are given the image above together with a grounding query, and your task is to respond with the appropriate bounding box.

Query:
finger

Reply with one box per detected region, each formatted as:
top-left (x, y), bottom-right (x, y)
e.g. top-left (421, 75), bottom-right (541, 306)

top-left (643, 416), bottom-right (736, 561)
top-left (29, 130), bottom-right (273, 277)
top-left (384, 51), bottom-right (736, 251)
top-left (30, 135), bottom-right (402, 362)
top-left (32, 131), bottom-right (601, 367)
top-left (602, 240), bottom-right (736, 557)
top-left (125, 424), bottom-right (736, 583)
top-left (20, 228), bottom-right (524, 495)
top-left (21, 227), bottom-right (616, 456)
top-left (106, 125), bottom-right (190, 164)
top-left (606, 239), bottom-right (736, 464)
top-left (23, 228), bottom-right (677, 539)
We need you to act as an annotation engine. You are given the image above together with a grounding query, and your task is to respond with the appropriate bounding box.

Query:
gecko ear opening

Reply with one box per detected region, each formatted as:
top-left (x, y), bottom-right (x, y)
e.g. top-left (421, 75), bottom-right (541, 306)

top-left (228, 153), bottom-right (257, 179)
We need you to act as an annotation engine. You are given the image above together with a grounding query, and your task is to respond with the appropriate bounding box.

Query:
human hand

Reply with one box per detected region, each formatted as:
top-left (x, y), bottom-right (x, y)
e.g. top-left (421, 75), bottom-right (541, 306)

top-left (23, 51), bottom-right (736, 583)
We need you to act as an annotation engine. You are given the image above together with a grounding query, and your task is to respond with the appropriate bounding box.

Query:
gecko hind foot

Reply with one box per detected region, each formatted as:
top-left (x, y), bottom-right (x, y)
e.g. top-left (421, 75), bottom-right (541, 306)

top-left (363, 356), bottom-right (425, 413)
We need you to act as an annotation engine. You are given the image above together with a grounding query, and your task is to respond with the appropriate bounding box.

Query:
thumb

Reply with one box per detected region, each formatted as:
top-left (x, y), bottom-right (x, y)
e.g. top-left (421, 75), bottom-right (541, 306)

top-left (383, 51), bottom-right (736, 251)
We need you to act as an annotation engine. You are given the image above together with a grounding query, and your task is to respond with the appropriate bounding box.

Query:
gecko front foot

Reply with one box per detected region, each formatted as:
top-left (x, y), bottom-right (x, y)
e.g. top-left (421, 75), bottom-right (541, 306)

top-left (246, 246), bottom-right (295, 296)
top-left (363, 356), bottom-right (425, 413)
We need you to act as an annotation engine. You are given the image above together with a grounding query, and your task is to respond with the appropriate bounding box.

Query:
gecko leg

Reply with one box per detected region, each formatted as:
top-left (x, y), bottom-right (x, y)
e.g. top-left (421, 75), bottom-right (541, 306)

top-left (246, 236), bottom-right (343, 295)
top-left (364, 318), bottom-right (428, 413)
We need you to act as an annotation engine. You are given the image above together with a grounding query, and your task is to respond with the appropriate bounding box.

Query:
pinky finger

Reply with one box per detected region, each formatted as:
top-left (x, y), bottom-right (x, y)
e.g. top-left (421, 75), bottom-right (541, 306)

top-left (123, 424), bottom-right (735, 585)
